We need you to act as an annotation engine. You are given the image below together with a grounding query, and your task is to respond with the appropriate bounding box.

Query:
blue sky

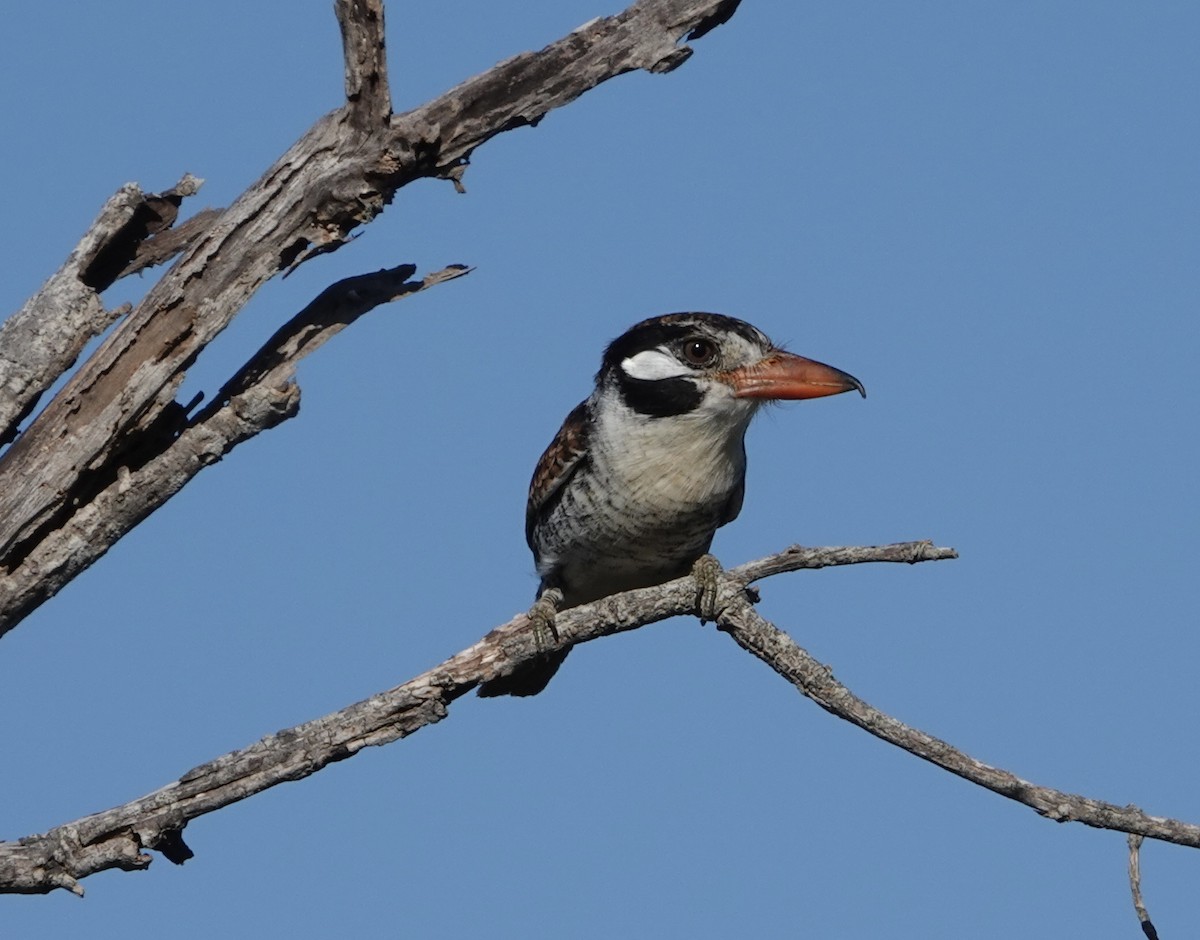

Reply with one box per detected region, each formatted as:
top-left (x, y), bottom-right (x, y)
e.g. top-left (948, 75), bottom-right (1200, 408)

top-left (2, 2), bottom-right (1198, 936)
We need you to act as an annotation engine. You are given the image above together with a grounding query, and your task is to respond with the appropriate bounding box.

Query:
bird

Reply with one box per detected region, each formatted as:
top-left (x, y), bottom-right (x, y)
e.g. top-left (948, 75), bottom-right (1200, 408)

top-left (478, 312), bottom-right (864, 697)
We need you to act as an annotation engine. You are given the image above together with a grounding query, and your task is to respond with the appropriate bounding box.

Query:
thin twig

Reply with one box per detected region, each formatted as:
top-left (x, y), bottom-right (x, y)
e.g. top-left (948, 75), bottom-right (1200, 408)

top-left (713, 594), bottom-right (1200, 851)
top-left (1128, 834), bottom-right (1160, 940)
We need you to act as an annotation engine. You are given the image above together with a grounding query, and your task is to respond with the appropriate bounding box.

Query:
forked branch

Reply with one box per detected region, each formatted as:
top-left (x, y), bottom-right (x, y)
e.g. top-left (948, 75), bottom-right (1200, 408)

top-left (4, 539), bottom-right (1196, 900)
top-left (0, 541), bottom-right (948, 895)
top-left (0, 0), bottom-right (742, 643)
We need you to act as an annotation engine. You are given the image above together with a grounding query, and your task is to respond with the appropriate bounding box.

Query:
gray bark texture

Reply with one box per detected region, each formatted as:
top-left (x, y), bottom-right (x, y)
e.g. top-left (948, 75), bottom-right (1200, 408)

top-left (0, 0), bottom-right (740, 638)
top-left (0, 544), bottom-right (964, 894)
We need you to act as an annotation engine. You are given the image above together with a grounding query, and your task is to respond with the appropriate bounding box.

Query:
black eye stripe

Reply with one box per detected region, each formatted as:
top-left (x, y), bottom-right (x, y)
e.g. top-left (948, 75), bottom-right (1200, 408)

top-left (616, 375), bottom-right (704, 418)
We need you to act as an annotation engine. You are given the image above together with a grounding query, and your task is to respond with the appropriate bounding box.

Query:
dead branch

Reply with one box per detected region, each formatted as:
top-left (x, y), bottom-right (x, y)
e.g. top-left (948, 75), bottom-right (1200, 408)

top-left (713, 589), bottom-right (1200, 850)
top-left (118, 208), bottom-right (223, 281)
top-left (7, 538), bottom-right (1199, 898)
top-left (0, 263), bottom-right (469, 636)
top-left (0, 175), bottom-right (205, 447)
top-left (0, 541), bottom-right (949, 896)
top-left (0, 0), bottom-right (743, 641)
top-left (338, 0), bottom-right (392, 126)
top-left (1128, 834), bottom-right (1161, 940)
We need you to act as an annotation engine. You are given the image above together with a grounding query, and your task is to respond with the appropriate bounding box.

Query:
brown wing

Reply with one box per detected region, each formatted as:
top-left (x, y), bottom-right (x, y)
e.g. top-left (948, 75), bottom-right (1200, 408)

top-left (525, 400), bottom-right (590, 550)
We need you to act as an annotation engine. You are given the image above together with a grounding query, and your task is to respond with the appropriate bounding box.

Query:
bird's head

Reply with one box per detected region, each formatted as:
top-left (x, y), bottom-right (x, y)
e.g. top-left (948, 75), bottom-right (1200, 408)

top-left (597, 312), bottom-right (865, 423)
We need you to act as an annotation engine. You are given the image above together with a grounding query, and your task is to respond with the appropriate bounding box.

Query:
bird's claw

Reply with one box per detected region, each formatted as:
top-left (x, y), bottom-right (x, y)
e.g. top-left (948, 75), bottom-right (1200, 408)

top-left (692, 554), bottom-right (724, 624)
top-left (526, 587), bottom-right (564, 652)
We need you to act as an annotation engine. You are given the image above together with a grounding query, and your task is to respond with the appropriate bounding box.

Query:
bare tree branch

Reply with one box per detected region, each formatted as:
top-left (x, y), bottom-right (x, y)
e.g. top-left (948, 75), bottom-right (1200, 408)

top-left (1128, 834), bottom-right (1160, 940)
top-left (9, 538), bottom-right (1200, 898)
top-left (0, 0), bottom-right (743, 641)
top-left (118, 208), bottom-right (223, 281)
top-left (0, 541), bottom-right (949, 896)
top-left (713, 590), bottom-right (1200, 850)
top-left (206, 262), bottom-right (470, 409)
top-left (0, 264), bottom-right (469, 638)
top-left (337, 0), bottom-right (392, 126)
top-left (0, 175), bottom-right (204, 447)
top-left (0, 533), bottom-right (1188, 905)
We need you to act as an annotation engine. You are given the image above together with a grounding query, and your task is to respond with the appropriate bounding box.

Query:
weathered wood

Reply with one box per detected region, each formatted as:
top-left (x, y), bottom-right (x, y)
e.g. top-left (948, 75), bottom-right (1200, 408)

top-left (0, 264), bottom-right (468, 635)
top-left (714, 590), bottom-right (1200, 850)
top-left (118, 208), bottom-right (223, 280)
top-left (0, 542), bottom-right (956, 895)
top-left (0, 176), bottom-right (204, 447)
top-left (8, 538), bottom-right (1200, 897)
top-left (0, 0), bottom-right (742, 638)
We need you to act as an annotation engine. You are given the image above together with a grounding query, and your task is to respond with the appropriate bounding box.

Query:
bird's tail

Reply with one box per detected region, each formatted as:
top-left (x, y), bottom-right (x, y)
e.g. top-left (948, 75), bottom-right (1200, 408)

top-left (477, 648), bottom-right (570, 697)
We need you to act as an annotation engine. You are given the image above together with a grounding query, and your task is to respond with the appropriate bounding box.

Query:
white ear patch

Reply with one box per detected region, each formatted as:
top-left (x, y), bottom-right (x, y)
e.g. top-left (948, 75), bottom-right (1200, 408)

top-left (620, 348), bottom-right (690, 381)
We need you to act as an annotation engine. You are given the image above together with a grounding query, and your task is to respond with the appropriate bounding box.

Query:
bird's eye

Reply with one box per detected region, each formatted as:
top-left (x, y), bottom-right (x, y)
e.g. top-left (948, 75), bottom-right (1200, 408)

top-left (681, 338), bottom-right (717, 366)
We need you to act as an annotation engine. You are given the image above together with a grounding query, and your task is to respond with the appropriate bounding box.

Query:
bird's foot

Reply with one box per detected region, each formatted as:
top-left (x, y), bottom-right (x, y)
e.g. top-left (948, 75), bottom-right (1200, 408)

top-left (526, 587), bottom-right (564, 652)
top-left (692, 554), bottom-right (724, 624)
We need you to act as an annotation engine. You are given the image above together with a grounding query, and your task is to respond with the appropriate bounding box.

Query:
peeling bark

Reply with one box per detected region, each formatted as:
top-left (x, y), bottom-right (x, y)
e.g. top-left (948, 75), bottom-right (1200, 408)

top-left (0, 176), bottom-right (206, 448)
top-left (0, 0), bottom-right (742, 638)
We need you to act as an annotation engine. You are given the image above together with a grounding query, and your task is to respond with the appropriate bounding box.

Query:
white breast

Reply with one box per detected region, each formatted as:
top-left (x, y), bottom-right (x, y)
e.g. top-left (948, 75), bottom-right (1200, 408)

top-left (592, 384), bottom-right (756, 513)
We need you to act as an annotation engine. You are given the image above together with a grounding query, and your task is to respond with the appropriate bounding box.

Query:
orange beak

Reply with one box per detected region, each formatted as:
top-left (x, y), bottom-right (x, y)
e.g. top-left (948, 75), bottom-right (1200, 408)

top-left (721, 351), bottom-right (866, 401)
